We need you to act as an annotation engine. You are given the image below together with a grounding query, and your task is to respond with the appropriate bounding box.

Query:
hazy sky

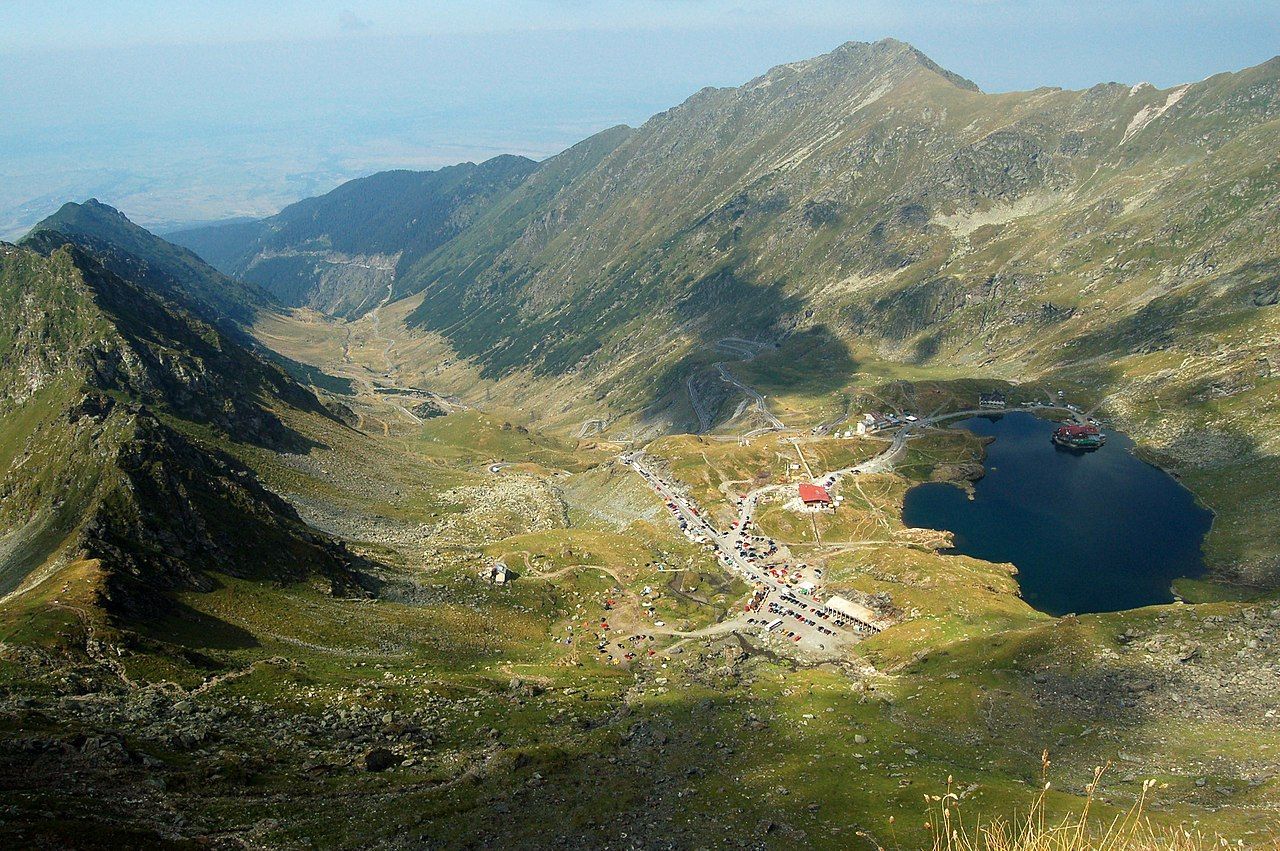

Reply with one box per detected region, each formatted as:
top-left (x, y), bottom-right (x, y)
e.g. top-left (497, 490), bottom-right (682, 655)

top-left (2, 1), bottom-right (1278, 236)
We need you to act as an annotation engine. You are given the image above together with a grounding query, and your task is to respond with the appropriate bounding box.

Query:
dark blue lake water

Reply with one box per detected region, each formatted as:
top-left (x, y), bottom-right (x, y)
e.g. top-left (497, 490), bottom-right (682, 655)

top-left (901, 412), bottom-right (1212, 616)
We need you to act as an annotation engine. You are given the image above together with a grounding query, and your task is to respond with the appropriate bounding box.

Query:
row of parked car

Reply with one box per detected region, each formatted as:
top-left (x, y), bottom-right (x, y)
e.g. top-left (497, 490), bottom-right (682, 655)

top-left (744, 616), bottom-right (802, 642)
top-left (778, 593), bottom-right (851, 632)
top-left (766, 602), bottom-right (840, 636)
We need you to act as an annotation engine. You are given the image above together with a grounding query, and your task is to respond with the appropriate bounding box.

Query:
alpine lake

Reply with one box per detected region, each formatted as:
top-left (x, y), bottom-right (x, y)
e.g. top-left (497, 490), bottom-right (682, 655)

top-left (902, 411), bottom-right (1213, 615)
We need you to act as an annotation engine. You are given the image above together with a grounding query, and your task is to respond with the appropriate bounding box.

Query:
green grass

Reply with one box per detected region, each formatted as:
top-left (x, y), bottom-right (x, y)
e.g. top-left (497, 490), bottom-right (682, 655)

top-left (5, 228), bottom-right (1280, 846)
top-left (1172, 578), bottom-right (1272, 604)
top-left (414, 410), bottom-right (607, 470)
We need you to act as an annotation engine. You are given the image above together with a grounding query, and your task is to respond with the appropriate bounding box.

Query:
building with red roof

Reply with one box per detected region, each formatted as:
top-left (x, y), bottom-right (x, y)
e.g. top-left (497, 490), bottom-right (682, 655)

top-left (1053, 422), bottom-right (1105, 449)
top-left (798, 483), bottom-right (832, 506)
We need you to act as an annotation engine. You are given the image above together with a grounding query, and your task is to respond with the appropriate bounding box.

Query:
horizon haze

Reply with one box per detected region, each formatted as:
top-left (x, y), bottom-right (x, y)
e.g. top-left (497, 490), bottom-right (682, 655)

top-left (2, 1), bottom-right (1279, 238)
top-left (4, 6), bottom-right (1280, 847)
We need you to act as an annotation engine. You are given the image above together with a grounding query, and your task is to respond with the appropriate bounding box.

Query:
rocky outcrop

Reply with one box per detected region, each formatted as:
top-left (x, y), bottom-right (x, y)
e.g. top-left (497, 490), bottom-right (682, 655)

top-left (0, 244), bottom-right (361, 619)
top-left (239, 248), bottom-right (400, 317)
top-left (84, 405), bottom-right (359, 619)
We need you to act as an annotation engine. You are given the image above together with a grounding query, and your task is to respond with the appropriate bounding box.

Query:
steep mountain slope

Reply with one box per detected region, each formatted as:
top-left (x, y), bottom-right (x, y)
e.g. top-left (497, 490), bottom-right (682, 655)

top-left (24, 199), bottom-right (273, 330)
top-left (23, 202), bottom-right (365, 395)
top-left (380, 39), bottom-right (1280, 583)
top-left (14, 228), bottom-right (338, 451)
top-left (391, 125), bottom-right (634, 301)
top-left (0, 242), bottom-right (356, 618)
top-left (400, 40), bottom-right (1278, 390)
top-left (169, 155), bottom-right (540, 318)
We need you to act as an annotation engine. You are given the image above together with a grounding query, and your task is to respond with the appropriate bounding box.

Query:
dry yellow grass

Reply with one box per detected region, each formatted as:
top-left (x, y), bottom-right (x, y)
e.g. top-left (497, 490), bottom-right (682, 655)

top-left (874, 753), bottom-right (1252, 851)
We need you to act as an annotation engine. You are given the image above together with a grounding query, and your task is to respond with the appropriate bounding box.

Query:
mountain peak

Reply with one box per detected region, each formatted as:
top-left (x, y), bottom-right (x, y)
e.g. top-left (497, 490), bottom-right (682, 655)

top-left (828, 38), bottom-right (982, 92)
top-left (39, 198), bottom-right (132, 233)
top-left (747, 37), bottom-right (981, 98)
top-left (23, 198), bottom-right (273, 329)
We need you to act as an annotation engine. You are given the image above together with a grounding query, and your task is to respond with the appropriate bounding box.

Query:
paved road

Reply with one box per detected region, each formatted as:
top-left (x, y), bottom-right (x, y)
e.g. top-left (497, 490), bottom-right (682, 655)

top-left (813, 404), bottom-right (1087, 481)
top-left (368, 278), bottom-right (400, 373)
top-left (622, 401), bottom-right (1088, 652)
top-left (357, 279), bottom-right (472, 422)
top-left (392, 403), bottom-right (423, 425)
top-left (684, 373), bottom-right (714, 433)
top-left (578, 418), bottom-right (609, 439)
top-left (373, 385), bottom-right (467, 410)
top-left (684, 338), bottom-right (785, 435)
top-left (716, 362), bottom-right (785, 431)
top-left (623, 453), bottom-right (863, 651)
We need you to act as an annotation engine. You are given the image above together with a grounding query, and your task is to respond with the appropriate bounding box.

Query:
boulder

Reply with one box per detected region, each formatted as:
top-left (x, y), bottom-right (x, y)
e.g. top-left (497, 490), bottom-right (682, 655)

top-left (364, 747), bottom-right (402, 772)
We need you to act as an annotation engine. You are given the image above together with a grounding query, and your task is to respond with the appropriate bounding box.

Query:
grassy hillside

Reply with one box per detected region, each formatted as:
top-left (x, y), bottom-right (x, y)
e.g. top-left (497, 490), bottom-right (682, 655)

top-left (2, 366), bottom-right (1274, 846)
top-left (395, 124), bottom-right (633, 304)
top-left (0, 243), bottom-right (357, 618)
top-left (397, 43), bottom-right (1278, 390)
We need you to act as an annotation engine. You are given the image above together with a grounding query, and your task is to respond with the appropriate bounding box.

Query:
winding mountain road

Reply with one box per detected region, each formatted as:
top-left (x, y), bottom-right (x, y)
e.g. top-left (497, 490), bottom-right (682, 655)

top-left (685, 338), bottom-right (785, 434)
top-left (717, 361), bottom-right (785, 430)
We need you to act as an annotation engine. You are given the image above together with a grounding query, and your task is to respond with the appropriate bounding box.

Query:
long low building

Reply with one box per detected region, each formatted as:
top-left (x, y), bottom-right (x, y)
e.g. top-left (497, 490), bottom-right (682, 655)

top-left (823, 595), bottom-right (886, 631)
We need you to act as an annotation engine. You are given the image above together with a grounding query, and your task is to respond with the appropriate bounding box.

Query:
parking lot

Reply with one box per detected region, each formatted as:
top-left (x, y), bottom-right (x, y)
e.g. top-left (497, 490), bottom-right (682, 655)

top-left (622, 452), bottom-right (865, 652)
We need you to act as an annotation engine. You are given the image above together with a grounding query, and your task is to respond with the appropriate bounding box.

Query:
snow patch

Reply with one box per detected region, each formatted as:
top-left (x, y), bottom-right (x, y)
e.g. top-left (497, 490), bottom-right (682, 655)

top-left (1122, 84), bottom-right (1189, 144)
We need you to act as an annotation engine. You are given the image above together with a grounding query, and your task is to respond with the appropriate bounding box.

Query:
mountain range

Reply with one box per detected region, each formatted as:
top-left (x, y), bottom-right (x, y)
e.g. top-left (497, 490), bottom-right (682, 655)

top-left (173, 38), bottom-right (1280, 584)
top-left (3, 38), bottom-right (1280, 848)
top-left (172, 154), bottom-right (543, 319)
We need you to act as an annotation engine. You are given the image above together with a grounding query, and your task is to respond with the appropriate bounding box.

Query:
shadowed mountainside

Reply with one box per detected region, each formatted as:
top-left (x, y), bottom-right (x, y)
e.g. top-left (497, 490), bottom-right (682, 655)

top-left (0, 241), bottom-right (358, 619)
top-left (25, 199), bottom-right (274, 331)
top-left (168, 155), bottom-right (544, 319)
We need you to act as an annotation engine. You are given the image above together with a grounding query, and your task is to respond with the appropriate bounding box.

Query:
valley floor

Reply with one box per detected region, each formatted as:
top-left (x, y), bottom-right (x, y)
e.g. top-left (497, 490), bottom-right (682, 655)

top-left (2, 304), bottom-right (1278, 849)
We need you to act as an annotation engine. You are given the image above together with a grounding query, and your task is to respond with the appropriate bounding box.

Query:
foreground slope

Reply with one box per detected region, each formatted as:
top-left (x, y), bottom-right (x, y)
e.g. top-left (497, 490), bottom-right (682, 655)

top-left (2, 325), bottom-right (1276, 846)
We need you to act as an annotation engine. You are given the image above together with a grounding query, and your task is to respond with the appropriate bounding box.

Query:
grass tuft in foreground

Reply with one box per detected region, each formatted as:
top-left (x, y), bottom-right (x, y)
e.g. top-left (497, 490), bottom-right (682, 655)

top-left (876, 752), bottom-right (1242, 851)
